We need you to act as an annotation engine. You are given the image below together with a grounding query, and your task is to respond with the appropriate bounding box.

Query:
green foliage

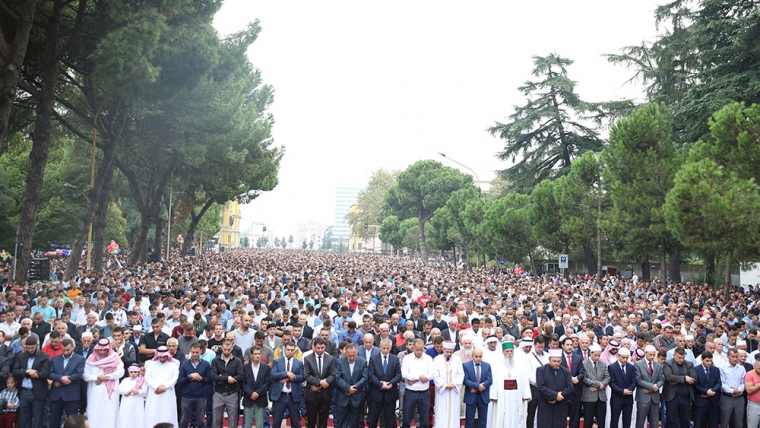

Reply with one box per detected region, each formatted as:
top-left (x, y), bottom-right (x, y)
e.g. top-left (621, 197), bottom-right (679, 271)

top-left (480, 193), bottom-right (537, 267)
top-left (384, 159), bottom-right (472, 258)
top-left (601, 103), bottom-right (680, 263)
top-left (104, 202), bottom-right (128, 248)
top-left (273, 237), bottom-right (280, 248)
top-left (426, 208), bottom-right (455, 252)
top-left (346, 169), bottom-right (397, 240)
top-left (489, 54), bottom-right (630, 192)
top-left (301, 239), bottom-right (307, 250)
top-left (241, 237), bottom-right (249, 248)
top-left (441, 186), bottom-right (480, 249)
top-left (256, 236), bottom-right (268, 248)
top-left (379, 216), bottom-right (403, 251)
top-left (400, 218), bottom-right (419, 251)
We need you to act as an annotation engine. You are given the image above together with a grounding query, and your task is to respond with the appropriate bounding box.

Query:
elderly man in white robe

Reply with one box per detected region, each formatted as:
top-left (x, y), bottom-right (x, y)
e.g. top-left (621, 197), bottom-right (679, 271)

top-left (490, 341), bottom-right (532, 428)
top-left (144, 345), bottom-right (180, 428)
top-left (482, 335), bottom-right (502, 368)
top-left (454, 334), bottom-right (475, 419)
top-left (516, 337), bottom-right (534, 427)
top-left (433, 340), bottom-right (464, 428)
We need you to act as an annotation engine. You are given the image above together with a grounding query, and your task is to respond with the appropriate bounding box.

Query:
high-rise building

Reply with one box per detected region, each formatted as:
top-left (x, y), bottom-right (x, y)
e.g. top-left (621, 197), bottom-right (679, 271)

top-left (334, 187), bottom-right (362, 241)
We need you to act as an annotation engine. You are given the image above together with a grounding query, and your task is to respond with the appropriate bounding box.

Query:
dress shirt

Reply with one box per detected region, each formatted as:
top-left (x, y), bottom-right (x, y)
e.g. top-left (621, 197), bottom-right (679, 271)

top-left (22, 355), bottom-right (35, 389)
top-left (63, 354), bottom-right (72, 370)
top-left (282, 358), bottom-right (292, 393)
top-left (251, 363), bottom-right (259, 381)
top-left (720, 363), bottom-right (746, 396)
top-left (402, 353), bottom-right (434, 391)
top-left (349, 361), bottom-right (355, 376)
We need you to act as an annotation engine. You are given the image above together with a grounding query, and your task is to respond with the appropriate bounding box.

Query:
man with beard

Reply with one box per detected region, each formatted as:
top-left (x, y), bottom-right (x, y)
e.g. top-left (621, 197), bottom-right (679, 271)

top-left (489, 341), bottom-right (531, 428)
top-left (453, 334), bottom-right (474, 420)
top-left (536, 348), bottom-right (574, 428)
top-left (432, 341), bottom-right (464, 428)
top-left (144, 346), bottom-right (180, 428)
top-left (482, 336), bottom-right (501, 368)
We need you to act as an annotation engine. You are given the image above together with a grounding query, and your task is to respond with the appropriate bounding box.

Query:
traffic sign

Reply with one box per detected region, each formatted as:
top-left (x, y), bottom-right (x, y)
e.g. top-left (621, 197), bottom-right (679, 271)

top-left (498, 258), bottom-right (505, 266)
top-left (559, 254), bottom-right (568, 269)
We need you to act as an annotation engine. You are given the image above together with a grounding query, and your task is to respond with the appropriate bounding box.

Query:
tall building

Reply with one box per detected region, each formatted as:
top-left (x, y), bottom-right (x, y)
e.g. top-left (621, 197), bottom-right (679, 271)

top-left (297, 220), bottom-right (324, 250)
top-left (219, 201), bottom-right (241, 248)
top-left (334, 187), bottom-right (362, 241)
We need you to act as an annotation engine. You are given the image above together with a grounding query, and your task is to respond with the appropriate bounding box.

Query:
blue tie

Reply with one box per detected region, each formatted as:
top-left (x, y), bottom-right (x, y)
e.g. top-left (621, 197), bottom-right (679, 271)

top-left (383, 355), bottom-right (388, 375)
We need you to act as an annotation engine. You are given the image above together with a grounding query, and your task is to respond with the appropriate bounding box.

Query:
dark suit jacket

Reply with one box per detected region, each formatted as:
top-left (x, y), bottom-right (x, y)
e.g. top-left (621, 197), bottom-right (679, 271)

top-left (242, 362), bottom-right (271, 408)
top-left (12, 350), bottom-right (50, 400)
top-left (441, 329), bottom-right (460, 351)
top-left (367, 352), bottom-right (401, 402)
top-left (269, 357), bottom-right (304, 402)
top-left (31, 322), bottom-right (51, 340)
top-left (358, 345), bottom-right (380, 362)
top-left (334, 356), bottom-right (368, 407)
top-left (462, 360), bottom-right (492, 405)
top-left (608, 361), bottom-right (636, 405)
top-left (304, 352), bottom-right (335, 401)
top-left (325, 341), bottom-right (338, 358)
top-left (119, 342), bottom-right (137, 373)
top-left (662, 359), bottom-right (697, 402)
top-left (694, 364), bottom-right (721, 407)
top-left (374, 334), bottom-right (399, 355)
top-left (74, 344), bottom-right (94, 360)
top-left (49, 353), bottom-right (86, 401)
top-left (573, 348), bottom-right (591, 361)
top-left (560, 352), bottom-right (586, 398)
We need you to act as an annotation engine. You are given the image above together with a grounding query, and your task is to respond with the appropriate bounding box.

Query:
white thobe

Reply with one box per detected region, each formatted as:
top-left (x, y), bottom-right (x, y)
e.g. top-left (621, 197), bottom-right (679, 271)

top-left (143, 360), bottom-right (179, 428)
top-left (453, 349), bottom-right (474, 418)
top-left (83, 359), bottom-right (125, 428)
top-left (117, 376), bottom-right (147, 428)
top-left (433, 354), bottom-right (464, 428)
top-left (489, 357), bottom-right (532, 428)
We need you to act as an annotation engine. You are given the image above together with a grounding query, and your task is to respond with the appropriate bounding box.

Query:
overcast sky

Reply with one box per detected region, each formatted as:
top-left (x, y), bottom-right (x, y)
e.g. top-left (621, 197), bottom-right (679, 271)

top-left (212, 1), bottom-right (663, 237)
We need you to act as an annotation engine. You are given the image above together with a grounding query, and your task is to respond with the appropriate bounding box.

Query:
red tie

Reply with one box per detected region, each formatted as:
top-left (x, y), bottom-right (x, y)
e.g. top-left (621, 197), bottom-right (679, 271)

top-left (567, 355), bottom-right (572, 372)
top-left (649, 361), bottom-right (653, 376)
top-left (286, 359), bottom-right (291, 389)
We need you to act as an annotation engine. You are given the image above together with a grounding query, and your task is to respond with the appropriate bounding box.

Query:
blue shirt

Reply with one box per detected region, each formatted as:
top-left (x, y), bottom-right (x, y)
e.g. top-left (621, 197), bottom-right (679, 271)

top-left (32, 305), bottom-right (56, 322)
top-left (720, 363), bottom-right (746, 395)
top-left (338, 330), bottom-right (363, 345)
top-left (22, 354), bottom-right (35, 389)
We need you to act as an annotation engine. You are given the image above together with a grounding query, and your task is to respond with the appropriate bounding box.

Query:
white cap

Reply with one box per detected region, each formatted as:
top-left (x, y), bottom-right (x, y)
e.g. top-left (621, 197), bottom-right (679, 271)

top-left (443, 341), bottom-right (456, 350)
top-left (618, 348), bottom-right (631, 357)
top-left (548, 348), bottom-right (563, 358)
top-left (738, 340), bottom-right (747, 347)
top-left (644, 345), bottom-right (657, 353)
top-left (685, 335), bottom-right (694, 341)
top-left (589, 344), bottom-right (602, 353)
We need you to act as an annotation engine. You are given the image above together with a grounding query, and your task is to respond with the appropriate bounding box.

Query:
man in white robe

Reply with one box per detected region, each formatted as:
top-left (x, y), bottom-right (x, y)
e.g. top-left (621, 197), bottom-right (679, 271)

top-left (515, 338), bottom-right (535, 427)
top-left (83, 338), bottom-right (125, 428)
top-left (453, 334), bottom-right (475, 419)
top-left (144, 345), bottom-right (179, 428)
top-left (482, 335), bottom-right (502, 368)
top-left (433, 340), bottom-right (464, 428)
top-left (489, 341), bottom-right (532, 428)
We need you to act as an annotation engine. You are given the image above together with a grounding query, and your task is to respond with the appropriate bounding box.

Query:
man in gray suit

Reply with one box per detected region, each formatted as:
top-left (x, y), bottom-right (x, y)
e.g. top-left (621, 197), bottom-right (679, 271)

top-left (582, 344), bottom-right (610, 428)
top-left (334, 343), bottom-right (369, 428)
top-left (635, 345), bottom-right (665, 428)
top-left (359, 333), bottom-right (380, 362)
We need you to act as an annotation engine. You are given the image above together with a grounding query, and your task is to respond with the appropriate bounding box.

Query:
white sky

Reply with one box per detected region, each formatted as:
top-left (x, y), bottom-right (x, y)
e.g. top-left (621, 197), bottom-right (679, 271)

top-left (212, 1), bottom-right (663, 237)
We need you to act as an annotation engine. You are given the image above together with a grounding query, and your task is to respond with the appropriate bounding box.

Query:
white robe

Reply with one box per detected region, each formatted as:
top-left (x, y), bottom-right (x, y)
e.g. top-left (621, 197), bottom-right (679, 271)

top-left (83, 359), bottom-right (125, 428)
top-left (453, 349), bottom-right (474, 418)
top-left (143, 359), bottom-right (179, 428)
top-left (489, 356), bottom-right (532, 428)
top-left (433, 354), bottom-right (464, 428)
top-left (117, 376), bottom-right (147, 428)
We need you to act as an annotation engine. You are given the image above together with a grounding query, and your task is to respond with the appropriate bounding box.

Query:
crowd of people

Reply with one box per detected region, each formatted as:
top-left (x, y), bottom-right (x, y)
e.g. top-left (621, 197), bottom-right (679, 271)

top-left (0, 248), bottom-right (759, 428)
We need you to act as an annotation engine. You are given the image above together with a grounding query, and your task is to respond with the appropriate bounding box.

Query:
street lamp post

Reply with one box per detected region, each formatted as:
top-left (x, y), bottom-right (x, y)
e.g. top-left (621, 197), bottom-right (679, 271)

top-left (64, 183), bottom-right (92, 271)
top-left (438, 152), bottom-right (481, 184)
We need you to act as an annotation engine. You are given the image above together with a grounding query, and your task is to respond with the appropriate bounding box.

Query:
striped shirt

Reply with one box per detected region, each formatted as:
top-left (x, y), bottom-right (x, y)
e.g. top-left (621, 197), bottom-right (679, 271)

top-left (0, 388), bottom-right (18, 413)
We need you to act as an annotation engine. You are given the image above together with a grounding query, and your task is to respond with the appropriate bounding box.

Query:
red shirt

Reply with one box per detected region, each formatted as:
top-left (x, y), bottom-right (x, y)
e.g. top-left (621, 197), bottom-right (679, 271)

top-left (42, 344), bottom-right (63, 360)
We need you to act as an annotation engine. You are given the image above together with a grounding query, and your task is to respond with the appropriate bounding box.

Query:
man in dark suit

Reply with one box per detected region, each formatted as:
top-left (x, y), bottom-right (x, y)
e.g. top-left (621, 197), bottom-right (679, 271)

top-left (304, 338), bottom-right (335, 428)
top-left (608, 347), bottom-right (636, 428)
top-left (634, 345), bottom-right (665, 428)
top-left (560, 337), bottom-right (585, 428)
top-left (536, 348), bottom-right (574, 428)
top-left (334, 343), bottom-right (369, 428)
top-left (462, 348), bottom-right (492, 428)
top-left (374, 323), bottom-right (399, 355)
top-left (441, 319), bottom-right (460, 351)
top-left (270, 342), bottom-right (304, 428)
top-left (582, 344), bottom-right (609, 428)
top-left (30, 313), bottom-right (50, 341)
top-left (49, 338), bottom-right (86, 426)
top-left (663, 347), bottom-right (697, 428)
top-left (242, 345), bottom-right (271, 428)
top-left (12, 335), bottom-right (50, 428)
top-left (694, 351), bottom-right (721, 428)
top-left (358, 333), bottom-right (380, 362)
top-left (367, 338), bottom-right (402, 428)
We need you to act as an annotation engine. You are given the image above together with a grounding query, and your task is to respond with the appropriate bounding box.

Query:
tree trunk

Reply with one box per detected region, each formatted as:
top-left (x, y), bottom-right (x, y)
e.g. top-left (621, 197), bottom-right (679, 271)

top-left (669, 250), bottom-right (681, 284)
top-left (660, 240), bottom-right (667, 282)
top-left (128, 214), bottom-right (151, 265)
top-left (90, 156), bottom-right (116, 272)
top-left (0, 0), bottom-right (40, 154)
top-left (705, 253), bottom-right (716, 285)
top-left (154, 210), bottom-right (164, 262)
top-left (13, 3), bottom-right (63, 284)
top-left (640, 256), bottom-right (651, 281)
top-left (582, 243), bottom-right (597, 276)
top-left (597, 196), bottom-right (603, 280)
top-left (724, 252), bottom-right (732, 300)
top-left (528, 251), bottom-right (535, 274)
top-left (417, 216), bottom-right (428, 262)
top-left (182, 199), bottom-right (214, 256)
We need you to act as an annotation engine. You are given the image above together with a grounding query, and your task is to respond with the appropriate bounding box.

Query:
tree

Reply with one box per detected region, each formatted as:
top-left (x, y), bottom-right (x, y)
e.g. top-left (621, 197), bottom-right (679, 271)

top-left (345, 169), bottom-right (397, 240)
top-left (104, 202), bottom-right (128, 248)
top-left (384, 160), bottom-right (472, 260)
top-left (481, 193), bottom-right (538, 271)
top-left (256, 236), bottom-right (267, 248)
top-left (281, 237), bottom-right (287, 248)
top-left (665, 159), bottom-right (760, 295)
top-left (301, 239), bottom-right (307, 250)
top-left (489, 54), bottom-right (630, 192)
top-left (241, 237), bottom-right (249, 248)
top-left (379, 215), bottom-right (403, 255)
top-left (601, 103), bottom-right (681, 280)
top-left (441, 185), bottom-right (480, 255)
top-left (273, 237), bottom-right (280, 248)
top-left (608, 0), bottom-right (760, 147)
top-left (426, 208), bottom-right (455, 255)
top-left (309, 240), bottom-right (314, 250)
top-left (399, 218), bottom-right (419, 253)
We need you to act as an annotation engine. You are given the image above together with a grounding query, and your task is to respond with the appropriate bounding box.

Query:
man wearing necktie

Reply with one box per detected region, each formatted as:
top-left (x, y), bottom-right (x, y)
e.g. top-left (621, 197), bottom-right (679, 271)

top-left (334, 343), bottom-right (369, 428)
top-left (581, 344), bottom-right (610, 428)
top-left (270, 342), bottom-right (304, 428)
top-left (609, 347), bottom-right (636, 428)
top-left (694, 351), bottom-right (720, 428)
top-left (634, 345), bottom-right (665, 428)
top-left (304, 338), bottom-right (335, 428)
top-left (561, 338), bottom-right (585, 428)
top-left (536, 348), bottom-right (574, 428)
top-left (462, 348), bottom-right (492, 428)
top-left (368, 338), bottom-right (402, 428)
